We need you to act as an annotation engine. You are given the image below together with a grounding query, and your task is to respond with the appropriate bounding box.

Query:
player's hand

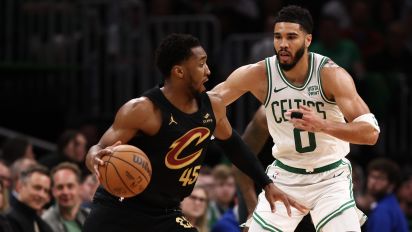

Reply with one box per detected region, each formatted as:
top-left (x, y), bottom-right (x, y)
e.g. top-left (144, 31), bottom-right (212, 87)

top-left (92, 141), bottom-right (122, 179)
top-left (286, 105), bottom-right (326, 133)
top-left (263, 183), bottom-right (308, 217)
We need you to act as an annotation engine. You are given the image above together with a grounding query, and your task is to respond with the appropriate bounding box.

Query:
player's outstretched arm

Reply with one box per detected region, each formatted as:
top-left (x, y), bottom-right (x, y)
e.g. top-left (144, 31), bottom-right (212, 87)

top-left (209, 93), bottom-right (308, 216)
top-left (85, 97), bottom-right (153, 177)
top-left (233, 106), bottom-right (269, 214)
top-left (286, 62), bottom-right (379, 145)
top-left (210, 61), bottom-right (267, 106)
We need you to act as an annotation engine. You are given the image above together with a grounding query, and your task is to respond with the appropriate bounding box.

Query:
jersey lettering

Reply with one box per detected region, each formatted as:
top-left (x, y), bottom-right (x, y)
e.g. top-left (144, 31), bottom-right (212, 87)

top-left (271, 99), bottom-right (326, 124)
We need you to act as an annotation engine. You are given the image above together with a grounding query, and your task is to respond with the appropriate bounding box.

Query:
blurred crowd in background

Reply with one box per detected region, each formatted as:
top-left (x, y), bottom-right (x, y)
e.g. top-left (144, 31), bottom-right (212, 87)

top-left (1, 0), bottom-right (412, 231)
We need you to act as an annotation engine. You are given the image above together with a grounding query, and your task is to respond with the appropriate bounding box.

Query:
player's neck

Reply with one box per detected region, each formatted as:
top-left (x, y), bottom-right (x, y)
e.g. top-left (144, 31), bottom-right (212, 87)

top-left (161, 85), bottom-right (199, 114)
top-left (282, 52), bottom-right (310, 85)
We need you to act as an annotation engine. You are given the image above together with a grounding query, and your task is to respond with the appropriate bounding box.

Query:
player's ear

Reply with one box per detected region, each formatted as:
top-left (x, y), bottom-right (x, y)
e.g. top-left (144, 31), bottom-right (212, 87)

top-left (172, 65), bottom-right (184, 79)
top-left (305, 34), bottom-right (312, 48)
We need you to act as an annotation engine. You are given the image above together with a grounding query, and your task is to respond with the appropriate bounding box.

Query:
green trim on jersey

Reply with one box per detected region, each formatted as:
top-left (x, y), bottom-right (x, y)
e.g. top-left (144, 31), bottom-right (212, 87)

top-left (275, 52), bottom-right (314, 90)
top-left (253, 212), bottom-right (283, 232)
top-left (315, 160), bottom-right (355, 231)
top-left (264, 58), bottom-right (273, 107)
top-left (315, 201), bottom-right (356, 232)
top-left (274, 159), bottom-right (343, 174)
top-left (343, 160), bottom-right (354, 200)
top-left (317, 57), bottom-right (336, 104)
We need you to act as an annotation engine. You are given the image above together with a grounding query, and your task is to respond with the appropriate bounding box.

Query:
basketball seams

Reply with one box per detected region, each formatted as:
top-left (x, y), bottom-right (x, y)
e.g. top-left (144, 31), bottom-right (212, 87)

top-left (106, 161), bottom-right (137, 196)
top-left (104, 154), bottom-right (113, 194)
top-left (109, 155), bottom-right (151, 183)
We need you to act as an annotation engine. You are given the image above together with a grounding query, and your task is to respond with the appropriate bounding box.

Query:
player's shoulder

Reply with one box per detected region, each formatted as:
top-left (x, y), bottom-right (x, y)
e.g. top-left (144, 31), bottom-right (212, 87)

top-left (237, 60), bottom-right (266, 75)
top-left (319, 58), bottom-right (356, 97)
top-left (321, 59), bottom-right (347, 75)
top-left (320, 59), bottom-right (353, 82)
top-left (120, 97), bottom-right (156, 117)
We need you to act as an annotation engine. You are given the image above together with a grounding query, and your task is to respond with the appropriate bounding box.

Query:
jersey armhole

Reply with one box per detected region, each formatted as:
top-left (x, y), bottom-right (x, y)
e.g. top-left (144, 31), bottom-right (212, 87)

top-left (264, 58), bottom-right (273, 108)
top-left (318, 58), bottom-right (336, 104)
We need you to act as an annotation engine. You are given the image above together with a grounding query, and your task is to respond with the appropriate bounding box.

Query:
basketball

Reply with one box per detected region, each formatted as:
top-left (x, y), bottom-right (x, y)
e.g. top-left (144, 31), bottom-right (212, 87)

top-left (98, 144), bottom-right (152, 198)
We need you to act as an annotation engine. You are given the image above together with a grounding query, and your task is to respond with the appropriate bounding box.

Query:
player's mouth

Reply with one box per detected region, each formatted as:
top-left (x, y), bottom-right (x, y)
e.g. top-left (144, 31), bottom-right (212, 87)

top-left (279, 51), bottom-right (291, 62)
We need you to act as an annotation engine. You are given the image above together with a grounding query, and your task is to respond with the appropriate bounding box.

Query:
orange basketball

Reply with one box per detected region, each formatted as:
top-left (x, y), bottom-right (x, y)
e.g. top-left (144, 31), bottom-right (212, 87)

top-left (98, 144), bottom-right (152, 198)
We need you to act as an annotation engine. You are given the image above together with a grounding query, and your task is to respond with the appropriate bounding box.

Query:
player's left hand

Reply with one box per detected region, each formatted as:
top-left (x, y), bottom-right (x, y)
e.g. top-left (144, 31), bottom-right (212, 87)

top-left (286, 105), bottom-right (326, 132)
top-left (264, 183), bottom-right (308, 217)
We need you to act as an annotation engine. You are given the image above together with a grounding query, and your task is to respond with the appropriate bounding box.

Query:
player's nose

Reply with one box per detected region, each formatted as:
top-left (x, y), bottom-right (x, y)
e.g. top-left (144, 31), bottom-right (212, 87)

top-left (205, 64), bottom-right (211, 76)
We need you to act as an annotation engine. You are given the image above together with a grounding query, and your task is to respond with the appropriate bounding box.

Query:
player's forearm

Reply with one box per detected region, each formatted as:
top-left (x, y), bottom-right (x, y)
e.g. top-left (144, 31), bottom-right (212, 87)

top-left (233, 166), bottom-right (258, 214)
top-left (321, 121), bottom-right (379, 145)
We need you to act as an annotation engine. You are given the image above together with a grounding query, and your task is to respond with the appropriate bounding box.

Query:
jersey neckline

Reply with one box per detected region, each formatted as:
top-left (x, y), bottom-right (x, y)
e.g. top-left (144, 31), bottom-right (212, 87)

top-left (275, 52), bottom-right (314, 91)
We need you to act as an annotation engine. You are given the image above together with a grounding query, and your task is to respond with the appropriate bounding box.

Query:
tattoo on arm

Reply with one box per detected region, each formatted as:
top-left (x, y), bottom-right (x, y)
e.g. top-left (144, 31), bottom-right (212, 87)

top-left (323, 59), bottom-right (340, 68)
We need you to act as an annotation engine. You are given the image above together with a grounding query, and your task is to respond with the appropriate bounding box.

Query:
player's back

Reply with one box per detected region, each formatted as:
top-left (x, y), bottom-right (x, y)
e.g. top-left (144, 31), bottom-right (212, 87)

top-left (264, 52), bottom-right (349, 170)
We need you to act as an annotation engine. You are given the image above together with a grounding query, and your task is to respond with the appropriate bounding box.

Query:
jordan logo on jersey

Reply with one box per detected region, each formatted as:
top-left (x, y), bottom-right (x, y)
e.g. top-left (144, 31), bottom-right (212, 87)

top-left (169, 114), bottom-right (178, 125)
top-left (203, 113), bottom-right (213, 124)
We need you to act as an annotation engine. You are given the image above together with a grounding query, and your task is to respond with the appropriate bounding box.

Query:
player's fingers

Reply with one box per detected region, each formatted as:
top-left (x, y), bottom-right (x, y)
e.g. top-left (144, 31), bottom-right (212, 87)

top-left (269, 200), bottom-right (277, 213)
top-left (299, 105), bottom-right (311, 111)
top-left (112, 140), bottom-right (122, 147)
top-left (282, 196), bottom-right (292, 217)
top-left (93, 163), bottom-right (101, 179)
top-left (291, 199), bottom-right (308, 213)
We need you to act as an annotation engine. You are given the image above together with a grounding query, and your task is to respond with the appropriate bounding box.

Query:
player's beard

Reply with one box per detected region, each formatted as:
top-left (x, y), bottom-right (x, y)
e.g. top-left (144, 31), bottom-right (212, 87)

top-left (275, 43), bottom-right (306, 71)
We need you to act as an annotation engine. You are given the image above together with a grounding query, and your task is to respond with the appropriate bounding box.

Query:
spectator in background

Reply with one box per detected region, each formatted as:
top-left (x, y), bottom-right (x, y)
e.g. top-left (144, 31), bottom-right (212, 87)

top-left (5, 164), bottom-right (53, 232)
top-left (0, 136), bottom-right (35, 165)
top-left (0, 161), bottom-right (11, 218)
top-left (365, 158), bottom-right (408, 232)
top-left (80, 173), bottom-right (99, 209)
top-left (0, 180), bottom-right (13, 232)
top-left (42, 162), bottom-right (89, 232)
top-left (39, 130), bottom-right (88, 176)
top-left (196, 166), bottom-right (215, 201)
top-left (208, 164), bottom-right (237, 229)
top-left (181, 185), bottom-right (209, 232)
top-left (0, 160), bottom-right (11, 190)
top-left (9, 158), bottom-right (38, 205)
top-left (0, 179), bottom-right (10, 214)
top-left (397, 170), bottom-right (412, 231)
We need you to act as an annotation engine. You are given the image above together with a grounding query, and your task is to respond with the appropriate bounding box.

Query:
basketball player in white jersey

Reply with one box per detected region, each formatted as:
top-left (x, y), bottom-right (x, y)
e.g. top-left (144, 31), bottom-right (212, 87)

top-left (211, 5), bottom-right (380, 232)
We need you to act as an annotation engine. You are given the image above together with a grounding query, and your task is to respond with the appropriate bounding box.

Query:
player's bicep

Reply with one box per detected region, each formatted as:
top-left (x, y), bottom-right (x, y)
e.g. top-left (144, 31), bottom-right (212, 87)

top-left (98, 99), bottom-right (148, 147)
top-left (323, 67), bottom-right (370, 122)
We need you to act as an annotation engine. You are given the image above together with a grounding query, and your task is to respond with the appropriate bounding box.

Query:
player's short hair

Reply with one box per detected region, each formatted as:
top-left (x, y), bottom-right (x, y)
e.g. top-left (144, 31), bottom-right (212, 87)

top-left (155, 33), bottom-right (201, 78)
top-left (273, 5), bottom-right (313, 34)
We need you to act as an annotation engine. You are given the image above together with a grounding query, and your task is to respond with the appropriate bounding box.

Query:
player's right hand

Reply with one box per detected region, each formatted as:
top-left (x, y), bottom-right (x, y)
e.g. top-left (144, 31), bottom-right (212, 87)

top-left (92, 141), bottom-right (122, 179)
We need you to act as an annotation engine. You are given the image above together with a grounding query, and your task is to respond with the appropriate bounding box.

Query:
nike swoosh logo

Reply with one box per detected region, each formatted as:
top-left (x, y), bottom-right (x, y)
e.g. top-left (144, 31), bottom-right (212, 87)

top-left (333, 171), bottom-right (344, 178)
top-left (274, 86), bottom-right (287, 93)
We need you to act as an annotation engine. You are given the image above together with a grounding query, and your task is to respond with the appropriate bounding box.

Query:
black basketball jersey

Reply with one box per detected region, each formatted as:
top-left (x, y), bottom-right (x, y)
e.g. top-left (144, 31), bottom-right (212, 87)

top-left (95, 87), bottom-right (216, 209)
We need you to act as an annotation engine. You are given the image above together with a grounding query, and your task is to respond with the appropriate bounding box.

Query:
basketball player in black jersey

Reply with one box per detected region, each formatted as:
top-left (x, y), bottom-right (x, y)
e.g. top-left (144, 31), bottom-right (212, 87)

top-left (83, 33), bottom-right (307, 232)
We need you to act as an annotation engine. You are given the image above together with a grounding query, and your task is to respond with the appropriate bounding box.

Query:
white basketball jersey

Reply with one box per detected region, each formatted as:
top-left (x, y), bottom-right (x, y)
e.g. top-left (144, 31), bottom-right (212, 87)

top-left (264, 52), bottom-right (349, 169)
